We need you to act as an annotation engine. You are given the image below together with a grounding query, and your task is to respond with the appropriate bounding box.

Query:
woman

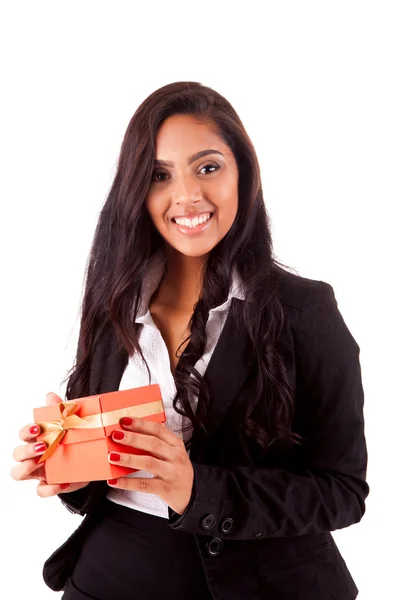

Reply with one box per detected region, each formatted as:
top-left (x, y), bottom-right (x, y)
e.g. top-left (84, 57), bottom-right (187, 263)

top-left (11, 81), bottom-right (369, 599)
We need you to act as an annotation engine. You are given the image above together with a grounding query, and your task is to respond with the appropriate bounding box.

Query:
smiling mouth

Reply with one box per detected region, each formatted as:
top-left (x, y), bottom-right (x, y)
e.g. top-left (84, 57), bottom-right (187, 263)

top-left (171, 212), bottom-right (213, 227)
top-left (170, 212), bottom-right (214, 234)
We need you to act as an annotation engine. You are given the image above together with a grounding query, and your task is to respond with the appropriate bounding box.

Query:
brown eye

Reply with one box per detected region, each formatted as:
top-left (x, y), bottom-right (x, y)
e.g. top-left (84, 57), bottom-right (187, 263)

top-left (199, 164), bottom-right (220, 175)
top-left (151, 170), bottom-right (169, 182)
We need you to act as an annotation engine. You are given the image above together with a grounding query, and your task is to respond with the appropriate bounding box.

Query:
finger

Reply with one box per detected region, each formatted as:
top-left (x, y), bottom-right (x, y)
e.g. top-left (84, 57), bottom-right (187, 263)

top-left (25, 464), bottom-right (46, 481)
top-left (46, 392), bottom-right (63, 406)
top-left (13, 440), bottom-right (47, 462)
top-left (107, 476), bottom-right (165, 495)
top-left (111, 429), bottom-right (172, 460)
top-left (10, 457), bottom-right (44, 481)
top-left (19, 422), bottom-right (42, 443)
top-left (120, 417), bottom-right (183, 447)
top-left (19, 393), bottom-right (63, 443)
top-left (108, 451), bottom-right (169, 479)
top-left (36, 481), bottom-right (88, 498)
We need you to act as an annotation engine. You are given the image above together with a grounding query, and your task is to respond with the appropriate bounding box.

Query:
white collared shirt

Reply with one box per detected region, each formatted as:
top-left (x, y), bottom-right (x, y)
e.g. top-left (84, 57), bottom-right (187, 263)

top-left (107, 247), bottom-right (245, 518)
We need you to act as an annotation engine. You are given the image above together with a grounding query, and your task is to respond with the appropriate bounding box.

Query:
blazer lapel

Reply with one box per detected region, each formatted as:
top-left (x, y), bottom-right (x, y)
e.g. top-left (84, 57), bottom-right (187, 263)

top-left (89, 325), bottom-right (129, 396)
top-left (199, 298), bottom-right (254, 438)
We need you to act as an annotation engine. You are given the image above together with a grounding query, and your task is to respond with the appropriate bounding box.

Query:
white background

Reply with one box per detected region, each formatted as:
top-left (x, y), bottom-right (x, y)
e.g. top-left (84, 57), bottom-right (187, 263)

top-left (1, 1), bottom-right (399, 598)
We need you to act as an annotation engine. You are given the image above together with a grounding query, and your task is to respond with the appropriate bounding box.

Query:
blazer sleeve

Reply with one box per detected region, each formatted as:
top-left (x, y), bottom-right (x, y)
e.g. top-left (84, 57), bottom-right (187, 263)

top-left (167, 282), bottom-right (370, 540)
top-left (57, 485), bottom-right (95, 516)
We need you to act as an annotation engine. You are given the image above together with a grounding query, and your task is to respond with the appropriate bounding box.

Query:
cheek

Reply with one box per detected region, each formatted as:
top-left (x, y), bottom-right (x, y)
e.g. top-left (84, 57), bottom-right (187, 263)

top-left (214, 183), bottom-right (239, 222)
top-left (146, 196), bottom-right (166, 225)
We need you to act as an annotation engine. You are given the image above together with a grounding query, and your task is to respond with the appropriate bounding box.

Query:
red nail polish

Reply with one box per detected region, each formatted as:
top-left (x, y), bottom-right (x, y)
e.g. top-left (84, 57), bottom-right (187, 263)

top-left (109, 452), bottom-right (121, 462)
top-left (108, 478), bottom-right (118, 485)
top-left (34, 442), bottom-right (46, 453)
top-left (113, 430), bottom-right (125, 441)
top-left (120, 417), bottom-right (133, 427)
top-left (60, 483), bottom-right (69, 490)
top-left (29, 425), bottom-right (40, 436)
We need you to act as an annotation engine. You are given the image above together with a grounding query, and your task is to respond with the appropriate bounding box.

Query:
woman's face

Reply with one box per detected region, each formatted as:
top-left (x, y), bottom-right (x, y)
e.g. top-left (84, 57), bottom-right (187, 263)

top-left (145, 114), bottom-right (239, 258)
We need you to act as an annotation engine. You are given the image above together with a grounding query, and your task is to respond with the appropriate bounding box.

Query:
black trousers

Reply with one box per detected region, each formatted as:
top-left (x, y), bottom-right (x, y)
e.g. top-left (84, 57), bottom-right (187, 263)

top-left (61, 499), bottom-right (213, 600)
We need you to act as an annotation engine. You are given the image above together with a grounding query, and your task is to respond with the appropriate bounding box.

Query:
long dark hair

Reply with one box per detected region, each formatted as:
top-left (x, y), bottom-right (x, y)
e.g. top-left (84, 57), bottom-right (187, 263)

top-left (63, 81), bottom-right (303, 453)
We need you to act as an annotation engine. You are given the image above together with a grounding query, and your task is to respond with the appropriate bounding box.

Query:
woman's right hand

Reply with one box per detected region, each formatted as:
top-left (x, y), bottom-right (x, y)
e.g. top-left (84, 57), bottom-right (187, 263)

top-left (10, 392), bottom-right (90, 497)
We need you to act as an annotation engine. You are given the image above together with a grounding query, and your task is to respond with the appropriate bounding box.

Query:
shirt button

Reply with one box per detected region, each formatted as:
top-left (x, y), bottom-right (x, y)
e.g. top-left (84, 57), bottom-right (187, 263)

top-left (220, 518), bottom-right (234, 534)
top-left (206, 537), bottom-right (223, 556)
top-left (201, 513), bottom-right (216, 529)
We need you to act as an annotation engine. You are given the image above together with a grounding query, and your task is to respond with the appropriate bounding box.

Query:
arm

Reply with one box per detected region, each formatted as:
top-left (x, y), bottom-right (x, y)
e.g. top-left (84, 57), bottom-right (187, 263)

top-left (168, 283), bottom-right (370, 540)
top-left (58, 481), bottom-right (109, 516)
top-left (58, 486), bottom-right (93, 516)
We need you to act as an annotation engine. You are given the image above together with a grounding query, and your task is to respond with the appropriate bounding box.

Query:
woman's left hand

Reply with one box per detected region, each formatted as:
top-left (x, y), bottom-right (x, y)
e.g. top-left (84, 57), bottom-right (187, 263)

top-left (107, 417), bottom-right (194, 515)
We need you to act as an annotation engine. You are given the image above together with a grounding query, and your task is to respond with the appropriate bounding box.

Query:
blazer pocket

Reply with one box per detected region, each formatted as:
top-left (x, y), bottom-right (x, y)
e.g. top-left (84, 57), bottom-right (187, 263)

top-left (258, 541), bottom-right (335, 600)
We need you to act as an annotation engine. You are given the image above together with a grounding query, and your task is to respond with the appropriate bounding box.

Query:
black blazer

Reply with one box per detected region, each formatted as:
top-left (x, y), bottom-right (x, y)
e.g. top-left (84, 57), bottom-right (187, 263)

top-left (42, 265), bottom-right (369, 599)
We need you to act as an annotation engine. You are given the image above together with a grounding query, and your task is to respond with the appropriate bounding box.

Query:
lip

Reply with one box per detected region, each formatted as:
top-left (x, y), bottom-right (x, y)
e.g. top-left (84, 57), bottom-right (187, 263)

top-left (171, 212), bottom-right (214, 236)
top-left (171, 211), bottom-right (213, 220)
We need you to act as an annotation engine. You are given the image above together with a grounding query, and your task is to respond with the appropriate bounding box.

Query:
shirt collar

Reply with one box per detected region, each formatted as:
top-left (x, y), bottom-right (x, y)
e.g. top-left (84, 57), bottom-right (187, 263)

top-left (134, 247), bottom-right (245, 325)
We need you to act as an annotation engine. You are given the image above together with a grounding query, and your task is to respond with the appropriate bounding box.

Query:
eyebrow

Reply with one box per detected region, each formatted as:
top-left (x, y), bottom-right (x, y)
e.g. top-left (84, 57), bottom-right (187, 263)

top-left (153, 149), bottom-right (224, 168)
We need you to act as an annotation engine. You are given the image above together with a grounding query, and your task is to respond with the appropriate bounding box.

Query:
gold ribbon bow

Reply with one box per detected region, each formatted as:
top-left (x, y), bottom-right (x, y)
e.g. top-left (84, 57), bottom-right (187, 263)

top-left (35, 399), bottom-right (164, 463)
top-left (35, 401), bottom-right (103, 463)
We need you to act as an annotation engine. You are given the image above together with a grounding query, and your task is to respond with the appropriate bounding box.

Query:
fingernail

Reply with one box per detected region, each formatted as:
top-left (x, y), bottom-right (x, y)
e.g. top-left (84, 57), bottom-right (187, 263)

top-left (29, 425), bottom-right (40, 436)
top-left (33, 442), bottom-right (46, 453)
top-left (108, 478), bottom-right (118, 485)
top-left (60, 483), bottom-right (69, 490)
top-left (120, 417), bottom-right (133, 427)
top-left (112, 430), bottom-right (125, 441)
top-left (109, 452), bottom-right (121, 462)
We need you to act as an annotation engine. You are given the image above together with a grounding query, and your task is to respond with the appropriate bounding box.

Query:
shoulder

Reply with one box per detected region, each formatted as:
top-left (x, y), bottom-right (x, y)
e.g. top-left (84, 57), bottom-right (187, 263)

top-left (271, 263), bottom-right (360, 353)
top-left (271, 262), bottom-right (336, 312)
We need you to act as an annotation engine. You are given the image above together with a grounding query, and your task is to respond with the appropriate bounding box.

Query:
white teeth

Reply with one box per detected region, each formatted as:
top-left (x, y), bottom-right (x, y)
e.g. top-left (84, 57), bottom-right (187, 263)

top-left (174, 213), bottom-right (212, 228)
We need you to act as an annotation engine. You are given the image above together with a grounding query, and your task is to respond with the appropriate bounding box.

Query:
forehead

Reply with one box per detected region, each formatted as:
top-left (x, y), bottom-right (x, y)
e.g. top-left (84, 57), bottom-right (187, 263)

top-left (155, 114), bottom-right (226, 155)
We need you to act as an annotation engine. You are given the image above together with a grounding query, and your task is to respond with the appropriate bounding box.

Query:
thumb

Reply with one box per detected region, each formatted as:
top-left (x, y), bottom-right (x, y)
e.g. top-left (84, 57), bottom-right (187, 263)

top-left (46, 392), bottom-right (63, 406)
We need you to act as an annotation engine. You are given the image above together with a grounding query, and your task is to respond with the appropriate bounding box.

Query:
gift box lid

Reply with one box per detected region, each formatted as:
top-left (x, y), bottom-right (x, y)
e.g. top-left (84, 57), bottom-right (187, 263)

top-left (33, 384), bottom-right (165, 446)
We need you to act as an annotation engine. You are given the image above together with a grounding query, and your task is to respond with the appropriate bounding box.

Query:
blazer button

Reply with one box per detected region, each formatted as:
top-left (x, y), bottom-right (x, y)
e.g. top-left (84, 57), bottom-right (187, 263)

top-left (201, 513), bottom-right (216, 529)
top-left (206, 537), bottom-right (223, 556)
top-left (220, 518), bottom-right (234, 534)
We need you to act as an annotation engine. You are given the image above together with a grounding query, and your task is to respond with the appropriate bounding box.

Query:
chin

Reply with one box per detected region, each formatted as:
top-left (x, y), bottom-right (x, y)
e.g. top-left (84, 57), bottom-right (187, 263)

top-left (165, 241), bottom-right (215, 259)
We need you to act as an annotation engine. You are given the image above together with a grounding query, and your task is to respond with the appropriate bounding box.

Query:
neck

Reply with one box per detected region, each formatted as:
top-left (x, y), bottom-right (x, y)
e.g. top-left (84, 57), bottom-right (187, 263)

top-left (153, 246), bottom-right (208, 311)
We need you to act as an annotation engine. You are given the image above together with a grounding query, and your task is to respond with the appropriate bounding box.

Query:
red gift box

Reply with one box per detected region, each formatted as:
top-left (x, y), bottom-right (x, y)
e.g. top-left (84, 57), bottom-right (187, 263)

top-left (33, 384), bottom-right (165, 484)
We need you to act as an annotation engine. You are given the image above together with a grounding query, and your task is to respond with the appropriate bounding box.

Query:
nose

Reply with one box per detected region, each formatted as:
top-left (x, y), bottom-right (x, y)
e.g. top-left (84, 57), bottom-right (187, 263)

top-left (171, 173), bottom-right (202, 207)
